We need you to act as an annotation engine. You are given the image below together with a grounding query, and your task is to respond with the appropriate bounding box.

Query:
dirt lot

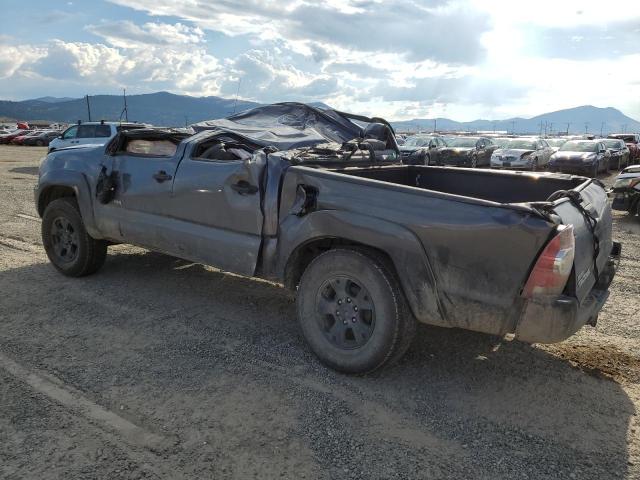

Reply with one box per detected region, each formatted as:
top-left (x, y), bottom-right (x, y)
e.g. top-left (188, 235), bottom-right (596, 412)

top-left (0, 145), bottom-right (639, 480)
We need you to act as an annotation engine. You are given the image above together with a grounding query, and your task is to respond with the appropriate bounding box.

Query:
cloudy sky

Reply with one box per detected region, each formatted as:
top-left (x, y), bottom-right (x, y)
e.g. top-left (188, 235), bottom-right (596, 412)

top-left (1, 0), bottom-right (639, 121)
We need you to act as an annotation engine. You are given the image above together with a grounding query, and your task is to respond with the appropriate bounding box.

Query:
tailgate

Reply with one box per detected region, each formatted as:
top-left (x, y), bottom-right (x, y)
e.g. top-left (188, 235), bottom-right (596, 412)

top-left (551, 180), bottom-right (614, 303)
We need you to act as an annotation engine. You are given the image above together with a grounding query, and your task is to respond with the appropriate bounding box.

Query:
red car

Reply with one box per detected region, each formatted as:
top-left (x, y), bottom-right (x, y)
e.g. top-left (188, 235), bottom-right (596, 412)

top-left (0, 129), bottom-right (30, 144)
top-left (608, 134), bottom-right (640, 164)
top-left (11, 130), bottom-right (43, 145)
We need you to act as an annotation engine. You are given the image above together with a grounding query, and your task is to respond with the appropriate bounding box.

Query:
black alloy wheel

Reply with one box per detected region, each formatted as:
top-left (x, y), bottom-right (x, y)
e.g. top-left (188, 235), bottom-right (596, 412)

top-left (50, 216), bottom-right (80, 264)
top-left (316, 276), bottom-right (376, 350)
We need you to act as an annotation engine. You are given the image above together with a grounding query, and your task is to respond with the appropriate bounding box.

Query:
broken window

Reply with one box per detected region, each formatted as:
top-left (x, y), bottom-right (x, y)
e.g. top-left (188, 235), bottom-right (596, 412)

top-left (124, 139), bottom-right (178, 157)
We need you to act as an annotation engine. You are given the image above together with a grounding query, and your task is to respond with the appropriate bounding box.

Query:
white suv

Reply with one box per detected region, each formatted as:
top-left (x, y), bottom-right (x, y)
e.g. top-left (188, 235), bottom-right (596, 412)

top-left (48, 122), bottom-right (146, 152)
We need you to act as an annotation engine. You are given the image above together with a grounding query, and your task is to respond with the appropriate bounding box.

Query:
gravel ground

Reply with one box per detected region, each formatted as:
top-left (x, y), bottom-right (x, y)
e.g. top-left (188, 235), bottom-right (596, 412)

top-left (0, 145), bottom-right (638, 480)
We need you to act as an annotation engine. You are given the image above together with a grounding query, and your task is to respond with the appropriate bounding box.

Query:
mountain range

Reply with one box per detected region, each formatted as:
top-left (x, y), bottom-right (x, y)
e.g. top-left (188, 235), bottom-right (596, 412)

top-left (0, 91), bottom-right (638, 135)
top-left (393, 105), bottom-right (640, 135)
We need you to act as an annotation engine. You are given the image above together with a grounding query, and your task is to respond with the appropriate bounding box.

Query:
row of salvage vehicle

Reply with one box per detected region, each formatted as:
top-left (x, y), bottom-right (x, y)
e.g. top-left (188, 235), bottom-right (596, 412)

top-left (397, 133), bottom-right (639, 176)
top-left (0, 128), bottom-right (62, 146)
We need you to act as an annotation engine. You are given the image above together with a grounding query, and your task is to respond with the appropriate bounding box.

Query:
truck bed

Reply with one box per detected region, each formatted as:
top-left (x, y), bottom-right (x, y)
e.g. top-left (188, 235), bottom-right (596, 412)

top-left (278, 163), bottom-right (614, 342)
top-left (338, 165), bottom-right (586, 204)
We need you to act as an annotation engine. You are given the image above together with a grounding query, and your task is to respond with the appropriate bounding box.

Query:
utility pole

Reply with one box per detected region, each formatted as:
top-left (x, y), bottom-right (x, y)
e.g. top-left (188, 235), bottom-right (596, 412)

top-left (600, 122), bottom-right (605, 137)
top-left (511, 120), bottom-right (515, 134)
top-left (549, 122), bottom-right (553, 135)
top-left (584, 122), bottom-right (589, 134)
top-left (492, 121), bottom-right (497, 133)
top-left (184, 116), bottom-right (188, 128)
top-left (85, 94), bottom-right (92, 122)
top-left (539, 121), bottom-right (543, 136)
top-left (232, 77), bottom-right (242, 115)
top-left (122, 88), bottom-right (128, 122)
top-left (566, 122), bottom-right (571, 135)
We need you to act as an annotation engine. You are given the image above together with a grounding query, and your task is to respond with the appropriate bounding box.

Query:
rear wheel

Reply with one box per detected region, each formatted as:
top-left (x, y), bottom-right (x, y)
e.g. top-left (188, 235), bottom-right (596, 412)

top-left (35, 139), bottom-right (44, 147)
top-left (296, 248), bottom-right (416, 374)
top-left (42, 198), bottom-right (108, 277)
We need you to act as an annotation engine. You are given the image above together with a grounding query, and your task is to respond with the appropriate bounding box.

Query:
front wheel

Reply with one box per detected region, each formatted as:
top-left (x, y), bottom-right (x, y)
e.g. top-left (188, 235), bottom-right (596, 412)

top-left (470, 155), bottom-right (478, 168)
top-left (423, 154), bottom-right (431, 166)
top-left (42, 198), bottom-right (108, 277)
top-left (296, 248), bottom-right (416, 374)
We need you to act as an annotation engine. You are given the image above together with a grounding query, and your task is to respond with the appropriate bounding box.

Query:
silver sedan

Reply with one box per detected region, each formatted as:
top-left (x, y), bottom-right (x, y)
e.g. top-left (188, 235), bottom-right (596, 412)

top-left (490, 138), bottom-right (553, 171)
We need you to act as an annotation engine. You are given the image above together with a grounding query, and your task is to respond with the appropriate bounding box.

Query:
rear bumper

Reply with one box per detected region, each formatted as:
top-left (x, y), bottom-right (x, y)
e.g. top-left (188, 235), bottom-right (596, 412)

top-left (515, 242), bottom-right (621, 343)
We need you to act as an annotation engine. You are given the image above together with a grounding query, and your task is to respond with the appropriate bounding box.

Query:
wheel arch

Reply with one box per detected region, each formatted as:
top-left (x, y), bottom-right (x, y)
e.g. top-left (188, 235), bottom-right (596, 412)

top-left (276, 209), bottom-right (445, 326)
top-left (37, 170), bottom-right (101, 237)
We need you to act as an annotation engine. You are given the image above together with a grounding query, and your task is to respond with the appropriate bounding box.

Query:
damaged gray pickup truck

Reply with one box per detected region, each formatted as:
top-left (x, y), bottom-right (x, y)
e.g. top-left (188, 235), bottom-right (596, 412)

top-left (36, 103), bottom-right (621, 373)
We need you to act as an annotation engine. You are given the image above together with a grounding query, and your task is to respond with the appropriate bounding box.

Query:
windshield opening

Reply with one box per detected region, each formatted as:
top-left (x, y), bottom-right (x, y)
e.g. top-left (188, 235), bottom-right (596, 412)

top-left (403, 136), bottom-right (430, 147)
top-left (603, 139), bottom-right (623, 148)
top-left (559, 141), bottom-right (597, 153)
top-left (447, 137), bottom-right (477, 148)
top-left (499, 139), bottom-right (536, 150)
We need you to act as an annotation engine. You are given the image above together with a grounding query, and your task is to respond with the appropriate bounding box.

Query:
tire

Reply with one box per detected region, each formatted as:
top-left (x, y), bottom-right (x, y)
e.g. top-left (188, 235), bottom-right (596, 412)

top-left (296, 248), bottom-right (416, 374)
top-left (470, 155), bottom-right (478, 168)
top-left (423, 154), bottom-right (431, 166)
top-left (42, 198), bottom-right (108, 277)
top-left (532, 158), bottom-right (539, 171)
top-left (35, 140), bottom-right (44, 147)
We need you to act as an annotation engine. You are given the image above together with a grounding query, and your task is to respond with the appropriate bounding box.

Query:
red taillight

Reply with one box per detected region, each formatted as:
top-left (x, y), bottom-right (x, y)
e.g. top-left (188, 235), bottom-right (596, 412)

top-left (522, 225), bottom-right (575, 298)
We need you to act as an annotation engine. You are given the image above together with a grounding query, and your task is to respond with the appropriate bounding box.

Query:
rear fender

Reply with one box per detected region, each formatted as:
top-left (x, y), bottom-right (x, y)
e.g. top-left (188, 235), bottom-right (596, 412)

top-left (275, 209), bottom-right (444, 325)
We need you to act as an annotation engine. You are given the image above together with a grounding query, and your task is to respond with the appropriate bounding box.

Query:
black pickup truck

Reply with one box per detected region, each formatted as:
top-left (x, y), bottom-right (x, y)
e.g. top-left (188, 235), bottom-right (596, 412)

top-left (35, 103), bottom-right (620, 373)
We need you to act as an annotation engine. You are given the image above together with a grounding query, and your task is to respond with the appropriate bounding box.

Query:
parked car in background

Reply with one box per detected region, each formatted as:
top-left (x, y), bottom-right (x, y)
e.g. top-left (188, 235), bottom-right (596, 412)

top-left (602, 138), bottom-right (630, 170)
top-left (549, 140), bottom-right (610, 177)
top-left (438, 136), bottom-right (497, 167)
top-left (490, 137), bottom-right (553, 170)
top-left (11, 130), bottom-right (45, 145)
top-left (610, 165), bottom-right (640, 216)
top-left (0, 129), bottom-right (31, 144)
top-left (48, 122), bottom-right (147, 152)
top-left (546, 138), bottom-right (567, 153)
top-left (399, 134), bottom-right (447, 165)
top-left (608, 134), bottom-right (640, 164)
top-left (22, 130), bottom-right (61, 147)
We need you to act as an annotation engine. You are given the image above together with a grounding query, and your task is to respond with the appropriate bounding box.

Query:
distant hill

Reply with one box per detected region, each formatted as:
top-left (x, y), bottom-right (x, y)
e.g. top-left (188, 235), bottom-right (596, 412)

top-left (33, 96), bottom-right (79, 103)
top-left (392, 105), bottom-right (640, 135)
top-left (0, 92), bottom-right (261, 126)
top-left (0, 93), bottom-right (638, 134)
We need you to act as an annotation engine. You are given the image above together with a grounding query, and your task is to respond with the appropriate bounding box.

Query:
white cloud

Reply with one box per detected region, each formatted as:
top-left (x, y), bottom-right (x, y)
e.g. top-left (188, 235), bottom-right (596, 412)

top-left (86, 21), bottom-right (204, 49)
top-left (2, 0), bottom-right (640, 122)
top-left (0, 44), bottom-right (46, 79)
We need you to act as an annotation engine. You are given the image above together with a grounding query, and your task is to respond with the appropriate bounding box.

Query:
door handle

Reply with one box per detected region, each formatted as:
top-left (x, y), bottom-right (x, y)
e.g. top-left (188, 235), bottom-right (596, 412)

top-left (153, 170), bottom-right (172, 183)
top-left (231, 181), bottom-right (258, 195)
